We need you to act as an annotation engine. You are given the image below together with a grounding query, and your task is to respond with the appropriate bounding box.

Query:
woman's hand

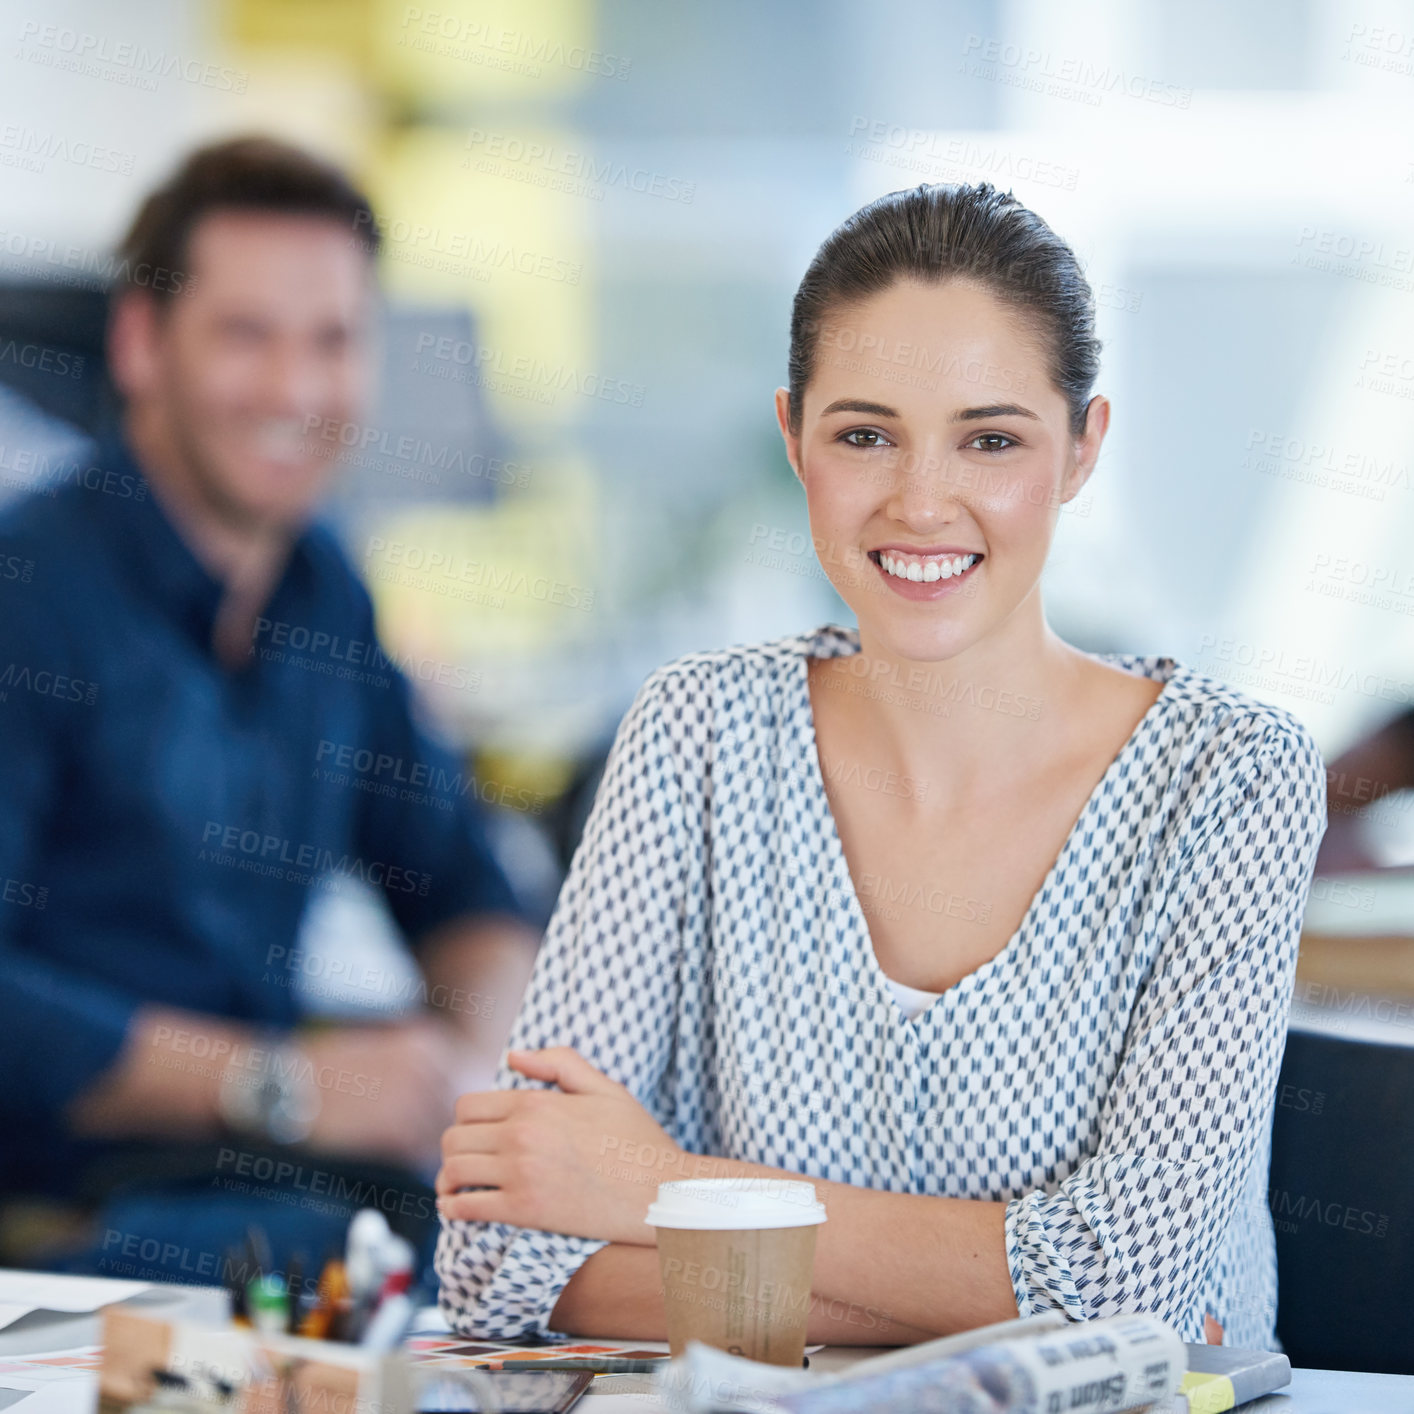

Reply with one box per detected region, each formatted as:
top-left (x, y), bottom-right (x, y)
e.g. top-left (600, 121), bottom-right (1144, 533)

top-left (436, 1046), bottom-right (680, 1245)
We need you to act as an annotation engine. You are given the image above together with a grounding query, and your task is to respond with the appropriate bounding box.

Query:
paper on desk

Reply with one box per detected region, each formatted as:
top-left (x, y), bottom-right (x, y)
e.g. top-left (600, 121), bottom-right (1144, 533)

top-left (0, 1272), bottom-right (150, 1331)
top-left (0, 1346), bottom-right (102, 1414)
top-left (660, 1313), bottom-right (1182, 1414)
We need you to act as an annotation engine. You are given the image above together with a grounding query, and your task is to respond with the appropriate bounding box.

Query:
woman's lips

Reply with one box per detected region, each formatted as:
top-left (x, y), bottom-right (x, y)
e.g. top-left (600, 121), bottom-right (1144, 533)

top-left (869, 548), bottom-right (983, 600)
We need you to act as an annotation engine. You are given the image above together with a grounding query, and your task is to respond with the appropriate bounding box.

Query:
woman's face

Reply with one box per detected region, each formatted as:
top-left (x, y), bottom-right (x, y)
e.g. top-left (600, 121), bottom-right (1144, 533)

top-left (775, 277), bottom-right (1108, 666)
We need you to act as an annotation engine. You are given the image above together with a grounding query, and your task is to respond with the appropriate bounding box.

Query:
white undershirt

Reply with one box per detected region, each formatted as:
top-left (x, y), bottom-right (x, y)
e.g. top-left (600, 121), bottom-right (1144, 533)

top-left (884, 974), bottom-right (944, 1021)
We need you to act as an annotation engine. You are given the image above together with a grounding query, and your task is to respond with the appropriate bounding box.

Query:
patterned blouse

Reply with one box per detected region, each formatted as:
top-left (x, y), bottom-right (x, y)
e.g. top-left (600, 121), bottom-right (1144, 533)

top-left (436, 624), bottom-right (1327, 1348)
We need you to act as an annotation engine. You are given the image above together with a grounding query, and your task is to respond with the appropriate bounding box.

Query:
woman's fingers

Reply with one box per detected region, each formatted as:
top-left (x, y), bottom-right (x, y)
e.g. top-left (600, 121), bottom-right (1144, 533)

top-left (506, 1046), bottom-right (624, 1096)
top-left (453, 1088), bottom-right (519, 1124)
top-left (440, 1118), bottom-right (508, 1158)
top-left (434, 1151), bottom-right (504, 1195)
top-left (436, 1187), bottom-right (510, 1224)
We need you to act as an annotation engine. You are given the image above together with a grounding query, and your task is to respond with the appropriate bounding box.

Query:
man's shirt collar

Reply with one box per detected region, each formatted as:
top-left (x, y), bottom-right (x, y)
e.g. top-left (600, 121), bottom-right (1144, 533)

top-left (93, 435), bottom-right (313, 658)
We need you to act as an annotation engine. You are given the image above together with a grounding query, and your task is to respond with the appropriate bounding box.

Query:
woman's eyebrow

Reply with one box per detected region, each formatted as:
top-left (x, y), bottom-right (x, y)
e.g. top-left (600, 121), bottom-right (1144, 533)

top-left (818, 397), bottom-right (899, 418)
top-left (951, 403), bottom-right (1041, 422)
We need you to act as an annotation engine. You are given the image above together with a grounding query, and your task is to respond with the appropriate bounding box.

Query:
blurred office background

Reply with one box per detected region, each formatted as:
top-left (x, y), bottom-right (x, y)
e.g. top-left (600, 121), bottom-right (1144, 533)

top-left (3, 0), bottom-right (1414, 1370)
top-left (5, 0), bottom-right (1414, 821)
top-left (6, 0), bottom-right (1414, 832)
top-left (5, 0), bottom-right (1414, 915)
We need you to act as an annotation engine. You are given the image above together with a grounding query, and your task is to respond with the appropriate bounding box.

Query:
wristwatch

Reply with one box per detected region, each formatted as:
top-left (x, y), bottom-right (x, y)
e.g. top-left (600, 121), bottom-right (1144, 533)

top-left (218, 1038), bottom-right (322, 1146)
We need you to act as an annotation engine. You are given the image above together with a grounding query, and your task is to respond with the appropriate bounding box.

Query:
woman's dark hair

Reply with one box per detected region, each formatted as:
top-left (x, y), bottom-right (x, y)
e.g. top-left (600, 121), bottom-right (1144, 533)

top-left (787, 182), bottom-right (1101, 435)
top-left (115, 134), bottom-right (380, 304)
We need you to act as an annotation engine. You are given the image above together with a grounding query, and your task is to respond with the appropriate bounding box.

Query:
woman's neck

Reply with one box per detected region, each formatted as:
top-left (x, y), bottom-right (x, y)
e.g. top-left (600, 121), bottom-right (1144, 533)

top-left (815, 605), bottom-right (1101, 808)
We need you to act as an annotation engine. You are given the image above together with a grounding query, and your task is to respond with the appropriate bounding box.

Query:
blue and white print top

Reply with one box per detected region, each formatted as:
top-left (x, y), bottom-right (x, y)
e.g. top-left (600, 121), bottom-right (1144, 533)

top-left (437, 624), bottom-right (1327, 1349)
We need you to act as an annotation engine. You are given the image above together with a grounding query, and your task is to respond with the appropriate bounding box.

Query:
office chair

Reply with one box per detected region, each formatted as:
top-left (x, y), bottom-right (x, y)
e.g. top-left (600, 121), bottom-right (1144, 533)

top-left (1270, 1025), bottom-right (1414, 1374)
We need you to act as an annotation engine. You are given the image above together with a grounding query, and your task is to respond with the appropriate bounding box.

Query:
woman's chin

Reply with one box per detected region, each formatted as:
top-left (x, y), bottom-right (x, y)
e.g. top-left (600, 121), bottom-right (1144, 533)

top-left (859, 615), bottom-right (977, 670)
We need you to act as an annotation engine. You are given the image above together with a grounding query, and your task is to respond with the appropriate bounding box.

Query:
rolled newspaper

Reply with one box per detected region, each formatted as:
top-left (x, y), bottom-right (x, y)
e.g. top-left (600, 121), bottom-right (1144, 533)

top-left (662, 1310), bottom-right (1187, 1414)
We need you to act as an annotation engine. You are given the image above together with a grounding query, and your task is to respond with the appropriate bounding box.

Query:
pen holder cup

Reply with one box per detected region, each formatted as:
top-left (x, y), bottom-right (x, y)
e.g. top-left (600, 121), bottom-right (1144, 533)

top-left (99, 1308), bottom-right (421, 1414)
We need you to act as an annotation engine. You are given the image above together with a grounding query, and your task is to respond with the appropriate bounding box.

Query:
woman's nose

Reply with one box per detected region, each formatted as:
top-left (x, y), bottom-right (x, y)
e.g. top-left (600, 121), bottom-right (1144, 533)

top-left (885, 447), bottom-right (967, 527)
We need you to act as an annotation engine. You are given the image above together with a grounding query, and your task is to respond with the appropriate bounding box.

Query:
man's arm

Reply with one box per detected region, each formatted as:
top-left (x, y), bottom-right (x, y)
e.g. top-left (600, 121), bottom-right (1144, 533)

top-left (417, 911), bottom-right (540, 1087)
top-left (66, 1005), bottom-right (249, 1139)
top-left (66, 1002), bottom-right (468, 1165)
top-left (0, 576), bottom-right (146, 1129)
top-left (339, 577), bottom-right (541, 1026)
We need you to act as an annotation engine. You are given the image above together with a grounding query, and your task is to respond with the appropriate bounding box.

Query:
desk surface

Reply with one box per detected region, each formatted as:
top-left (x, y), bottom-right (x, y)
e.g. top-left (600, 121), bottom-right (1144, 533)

top-left (1, 1312), bottom-right (1410, 1414)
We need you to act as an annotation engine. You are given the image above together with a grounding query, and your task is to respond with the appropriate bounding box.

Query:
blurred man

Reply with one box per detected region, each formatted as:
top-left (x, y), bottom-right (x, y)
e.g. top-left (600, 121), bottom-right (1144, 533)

top-left (0, 137), bottom-right (539, 1277)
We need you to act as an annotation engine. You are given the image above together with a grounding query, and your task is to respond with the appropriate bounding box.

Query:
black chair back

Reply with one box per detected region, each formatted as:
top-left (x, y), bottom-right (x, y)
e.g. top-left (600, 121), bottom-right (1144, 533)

top-left (0, 281), bottom-right (116, 436)
top-left (1271, 1026), bottom-right (1414, 1374)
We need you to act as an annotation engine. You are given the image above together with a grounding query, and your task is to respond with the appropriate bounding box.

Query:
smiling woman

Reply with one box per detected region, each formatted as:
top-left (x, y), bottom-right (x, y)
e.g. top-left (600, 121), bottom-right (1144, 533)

top-left (434, 183), bottom-right (1328, 1352)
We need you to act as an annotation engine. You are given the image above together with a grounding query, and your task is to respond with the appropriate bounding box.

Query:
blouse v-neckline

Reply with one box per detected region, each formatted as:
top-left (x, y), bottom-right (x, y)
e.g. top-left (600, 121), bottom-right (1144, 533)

top-left (792, 625), bottom-right (1180, 1025)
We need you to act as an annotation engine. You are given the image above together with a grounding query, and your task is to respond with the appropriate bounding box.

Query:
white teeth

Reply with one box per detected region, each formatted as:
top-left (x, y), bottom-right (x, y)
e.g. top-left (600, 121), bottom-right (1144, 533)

top-left (878, 552), bottom-right (979, 582)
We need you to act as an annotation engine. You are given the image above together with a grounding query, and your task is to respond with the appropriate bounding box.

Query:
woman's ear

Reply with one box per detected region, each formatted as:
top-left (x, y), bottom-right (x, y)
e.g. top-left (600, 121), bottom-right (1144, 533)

top-left (774, 387), bottom-right (805, 486)
top-left (1062, 394), bottom-right (1110, 500)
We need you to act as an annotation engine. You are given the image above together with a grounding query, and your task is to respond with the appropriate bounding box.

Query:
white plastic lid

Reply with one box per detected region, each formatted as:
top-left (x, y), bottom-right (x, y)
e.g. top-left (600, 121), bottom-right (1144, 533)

top-left (645, 1179), bottom-right (828, 1230)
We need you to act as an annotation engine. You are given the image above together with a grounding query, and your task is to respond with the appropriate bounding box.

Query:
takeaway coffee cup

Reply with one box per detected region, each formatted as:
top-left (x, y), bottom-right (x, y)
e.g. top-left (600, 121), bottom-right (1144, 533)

top-left (646, 1178), bottom-right (827, 1366)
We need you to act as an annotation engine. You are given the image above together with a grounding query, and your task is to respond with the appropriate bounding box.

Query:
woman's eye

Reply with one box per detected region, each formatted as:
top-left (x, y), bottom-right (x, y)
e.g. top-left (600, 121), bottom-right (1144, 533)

top-left (840, 428), bottom-right (890, 448)
top-left (968, 432), bottom-right (1015, 453)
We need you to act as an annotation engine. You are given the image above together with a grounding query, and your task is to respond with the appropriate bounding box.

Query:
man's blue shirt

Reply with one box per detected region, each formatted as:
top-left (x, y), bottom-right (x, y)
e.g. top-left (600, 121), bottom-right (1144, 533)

top-left (0, 436), bottom-right (528, 1167)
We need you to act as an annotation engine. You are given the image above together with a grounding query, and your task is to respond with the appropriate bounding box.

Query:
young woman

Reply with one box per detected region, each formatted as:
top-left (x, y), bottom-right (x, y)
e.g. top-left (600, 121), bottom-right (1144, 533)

top-left (433, 183), bottom-right (1327, 1350)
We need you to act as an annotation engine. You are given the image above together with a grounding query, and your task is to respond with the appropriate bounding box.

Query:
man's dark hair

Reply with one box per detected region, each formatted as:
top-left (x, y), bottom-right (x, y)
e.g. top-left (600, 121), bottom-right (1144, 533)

top-left (114, 134), bottom-right (380, 303)
top-left (788, 181), bottom-right (1101, 435)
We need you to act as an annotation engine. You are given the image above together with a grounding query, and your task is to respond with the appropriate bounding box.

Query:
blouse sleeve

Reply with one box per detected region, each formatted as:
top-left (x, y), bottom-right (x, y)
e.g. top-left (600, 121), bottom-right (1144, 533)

top-left (1003, 715), bottom-right (1327, 1333)
top-left (435, 664), bottom-right (703, 1339)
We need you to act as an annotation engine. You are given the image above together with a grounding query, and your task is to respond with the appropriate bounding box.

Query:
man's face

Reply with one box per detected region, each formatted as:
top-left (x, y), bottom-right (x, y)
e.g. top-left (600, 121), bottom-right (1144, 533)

top-left (116, 209), bottom-right (376, 531)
